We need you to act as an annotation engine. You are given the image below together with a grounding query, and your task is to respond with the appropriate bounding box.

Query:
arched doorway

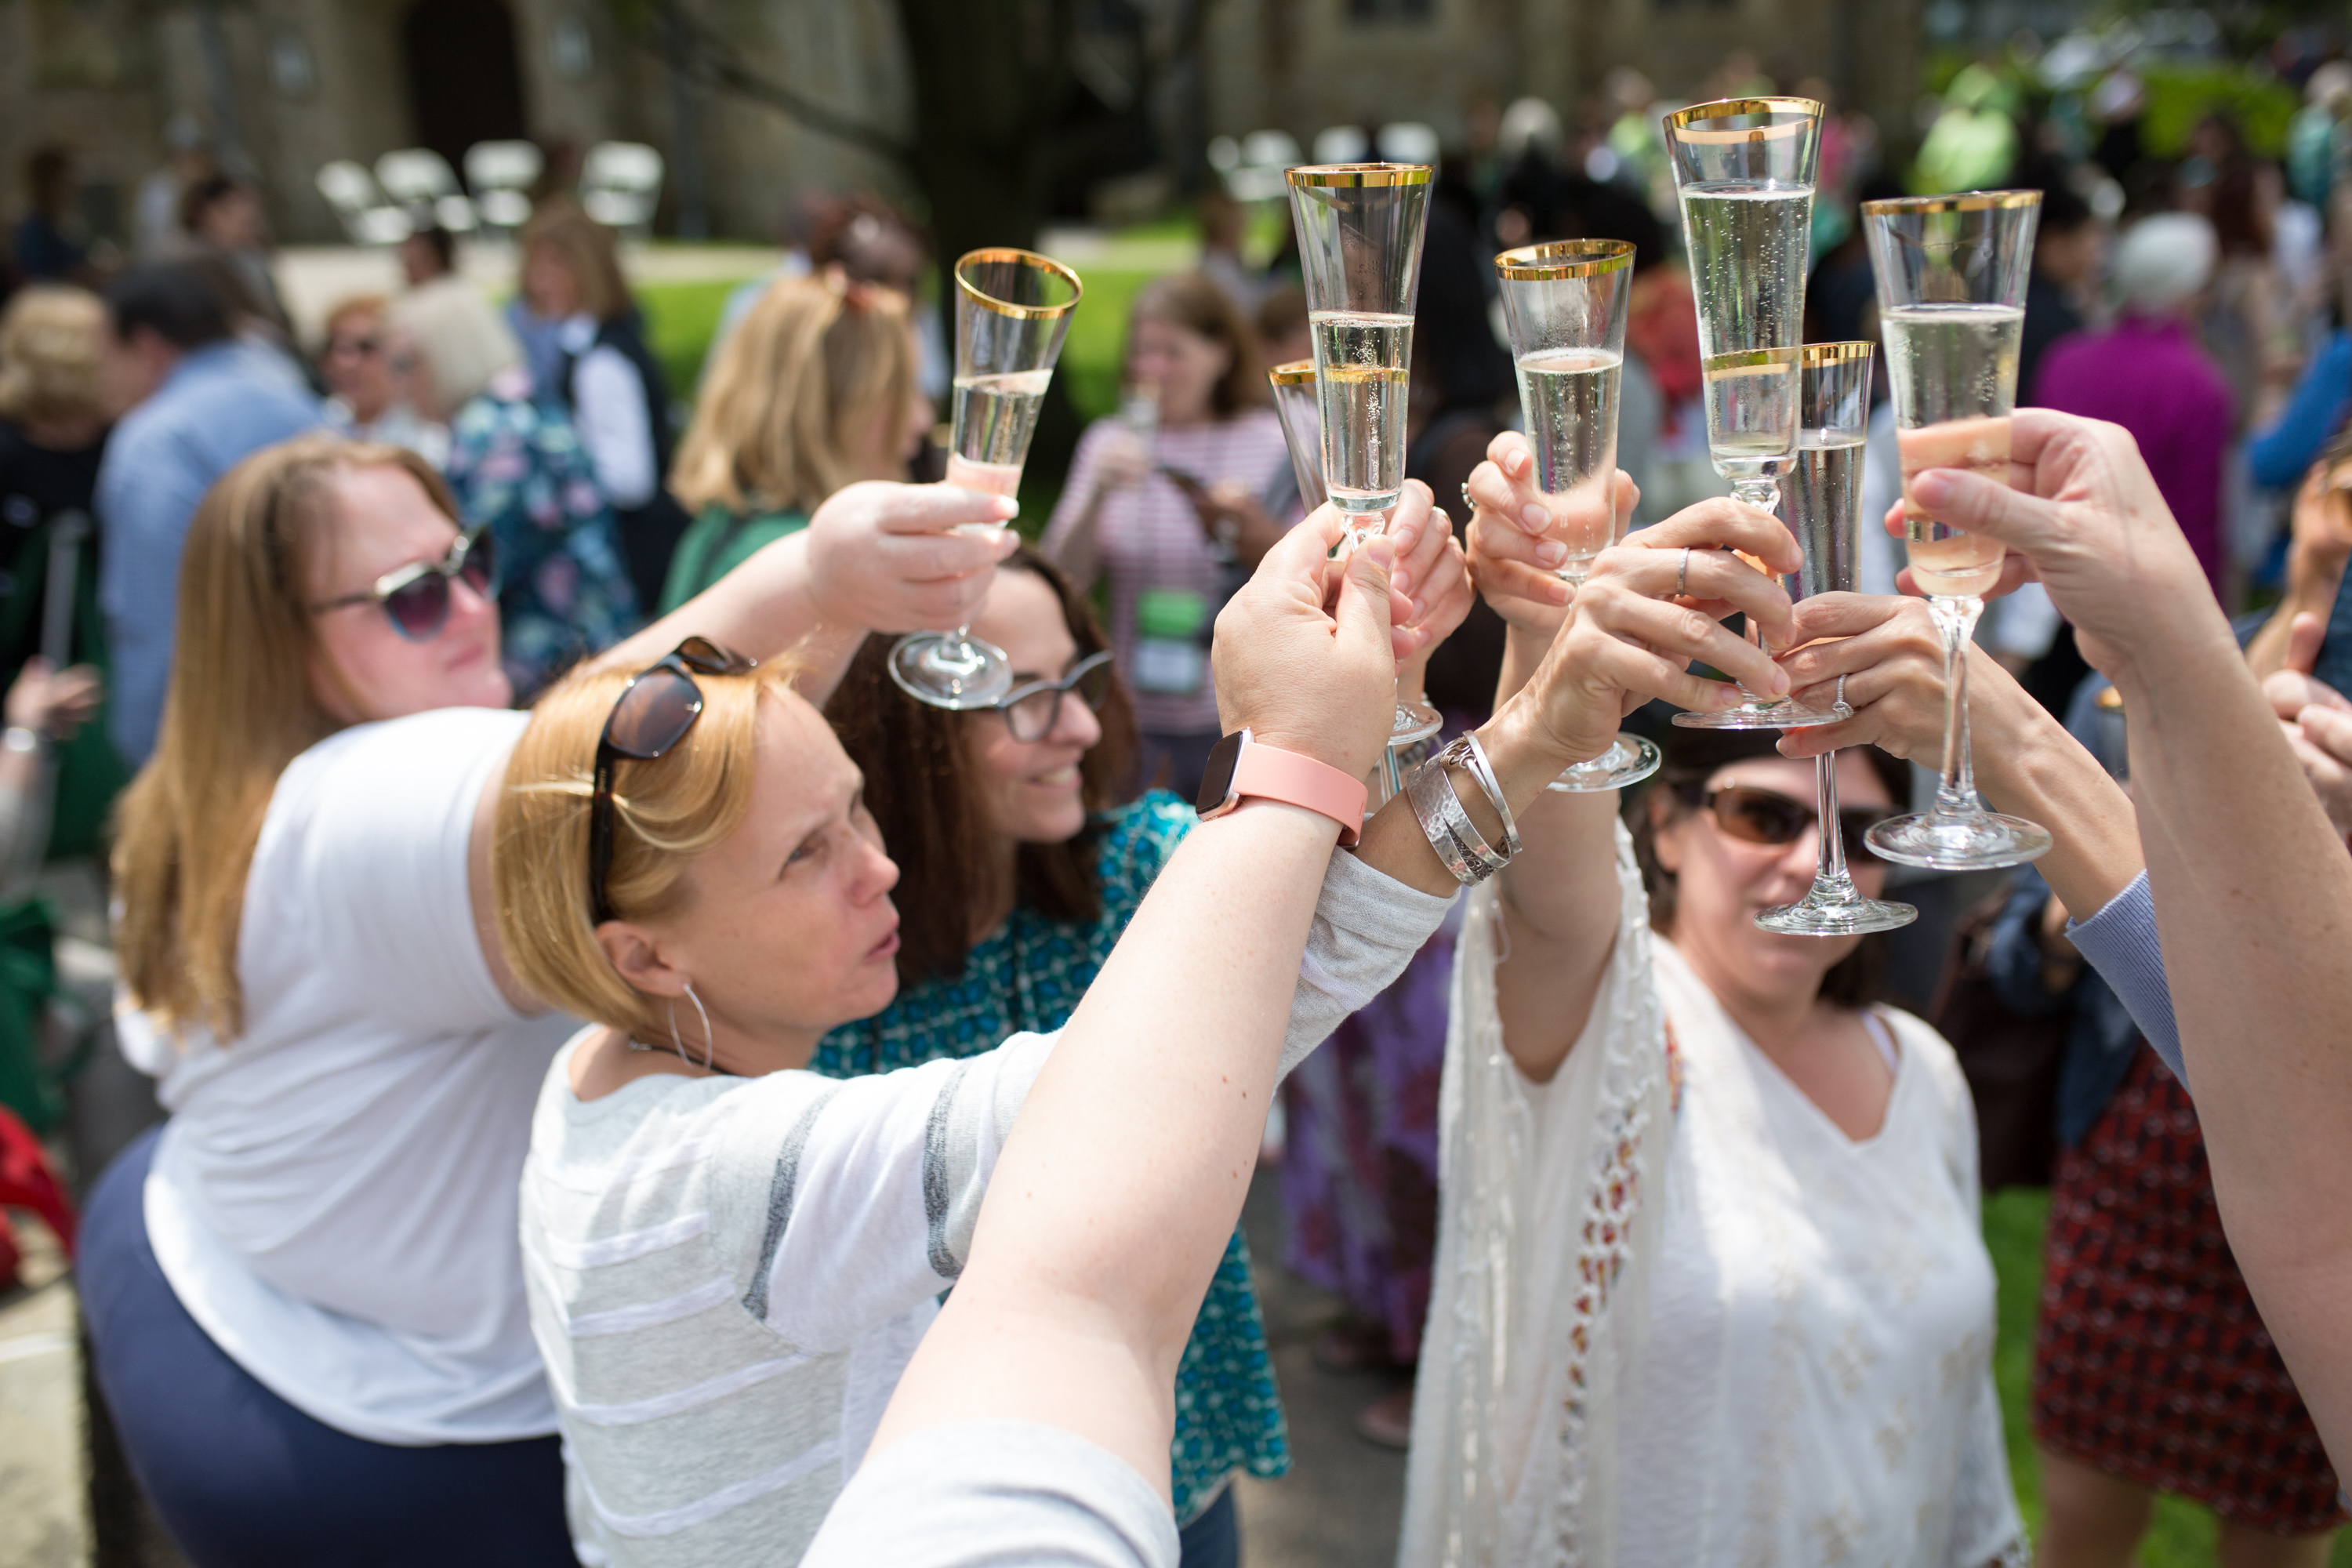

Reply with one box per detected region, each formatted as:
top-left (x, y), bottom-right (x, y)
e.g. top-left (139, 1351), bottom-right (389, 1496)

top-left (403, 0), bottom-right (528, 172)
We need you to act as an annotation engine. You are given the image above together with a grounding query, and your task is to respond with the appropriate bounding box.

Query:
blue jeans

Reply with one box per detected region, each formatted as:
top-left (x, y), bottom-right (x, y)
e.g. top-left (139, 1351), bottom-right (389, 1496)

top-left (1179, 1481), bottom-right (1240, 1568)
top-left (78, 1127), bottom-right (575, 1567)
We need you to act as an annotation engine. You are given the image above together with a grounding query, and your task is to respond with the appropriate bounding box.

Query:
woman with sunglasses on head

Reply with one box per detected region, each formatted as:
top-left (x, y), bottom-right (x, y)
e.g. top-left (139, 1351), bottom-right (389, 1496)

top-left (497, 494), bottom-right (1486, 1567)
top-left (810, 536), bottom-right (1460, 1567)
top-left (76, 432), bottom-right (1019, 1567)
top-left (1399, 437), bottom-right (2040, 1566)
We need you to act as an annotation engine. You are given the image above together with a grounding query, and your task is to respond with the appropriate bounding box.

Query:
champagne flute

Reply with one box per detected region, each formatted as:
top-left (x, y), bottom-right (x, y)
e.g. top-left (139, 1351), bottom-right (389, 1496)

top-left (1755, 342), bottom-right (1918, 935)
top-left (1493, 238), bottom-right (1660, 792)
top-left (1664, 96), bottom-right (1846, 731)
top-left (1860, 190), bottom-right (2052, 869)
top-left (1284, 162), bottom-right (1432, 551)
top-left (889, 248), bottom-right (1083, 710)
top-left (1270, 359), bottom-right (1441, 808)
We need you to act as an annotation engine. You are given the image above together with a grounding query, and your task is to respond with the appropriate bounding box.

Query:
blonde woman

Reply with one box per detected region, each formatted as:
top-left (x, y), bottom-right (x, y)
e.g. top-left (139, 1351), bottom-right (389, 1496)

top-left (74, 430), bottom-right (1018, 1566)
top-left (661, 273), bottom-right (934, 611)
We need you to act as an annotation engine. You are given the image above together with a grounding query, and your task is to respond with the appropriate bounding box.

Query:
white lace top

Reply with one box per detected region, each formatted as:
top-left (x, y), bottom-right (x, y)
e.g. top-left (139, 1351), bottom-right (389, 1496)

top-left (1399, 823), bottom-right (2027, 1568)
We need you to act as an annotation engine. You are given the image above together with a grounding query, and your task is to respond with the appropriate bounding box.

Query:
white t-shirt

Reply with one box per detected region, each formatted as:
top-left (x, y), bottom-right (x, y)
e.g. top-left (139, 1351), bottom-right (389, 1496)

top-left (802, 1421), bottom-right (1178, 1568)
top-left (128, 707), bottom-right (578, 1444)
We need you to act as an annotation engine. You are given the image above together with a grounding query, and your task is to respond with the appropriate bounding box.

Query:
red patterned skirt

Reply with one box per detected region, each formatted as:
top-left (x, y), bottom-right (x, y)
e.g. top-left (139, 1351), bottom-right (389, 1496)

top-left (2033, 1046), bottom-right (2345, 1532)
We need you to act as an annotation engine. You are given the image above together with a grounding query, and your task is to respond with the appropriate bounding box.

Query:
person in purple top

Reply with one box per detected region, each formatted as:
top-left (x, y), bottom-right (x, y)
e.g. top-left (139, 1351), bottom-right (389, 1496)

top-left (2032, 213), bottom-right (2234, 598)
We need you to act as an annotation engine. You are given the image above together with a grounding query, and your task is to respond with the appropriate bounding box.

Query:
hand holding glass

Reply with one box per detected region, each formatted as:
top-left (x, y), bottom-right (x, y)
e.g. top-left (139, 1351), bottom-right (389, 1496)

top-left (1860, 190), bottom-right (2050, 869)
top-left (1494, 238), bottom-right (1660, 791)
top-left (1754, 341), bottom-right (1917, 936)
top-left (889, 248), bottom-right (1082, 710)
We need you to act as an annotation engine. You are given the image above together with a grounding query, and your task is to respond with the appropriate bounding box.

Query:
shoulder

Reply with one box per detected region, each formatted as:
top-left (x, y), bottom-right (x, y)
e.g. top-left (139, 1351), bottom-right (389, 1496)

top-left (275, 708), bottom-right (527, 818)
top-left (1877, 1005), bottom-right (1973, 1116)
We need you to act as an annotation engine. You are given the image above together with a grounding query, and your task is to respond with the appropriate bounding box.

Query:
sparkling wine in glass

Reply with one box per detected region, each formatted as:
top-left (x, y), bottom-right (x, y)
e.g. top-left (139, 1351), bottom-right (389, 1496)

top-left (1286, 163), bottom-right (1432, 549)
top-left (1861, 190), bottom-right (2051, 870)
top-left (1664, 96), bottom-right (1845, 731)
top-left (891, 248), bottom-right (1082, 710)
top-left (1755, 342), bottom-right (1918, 937)
top-left (1269, 358), bottom-right (1439, 807)
top-left (1494, 238), bottom-right (1660, 792)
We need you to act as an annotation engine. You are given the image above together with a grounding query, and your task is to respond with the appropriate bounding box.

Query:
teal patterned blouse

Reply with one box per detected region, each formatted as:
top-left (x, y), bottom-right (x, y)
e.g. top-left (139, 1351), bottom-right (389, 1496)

top-left (811, 791), bottom-right (1288, 1523)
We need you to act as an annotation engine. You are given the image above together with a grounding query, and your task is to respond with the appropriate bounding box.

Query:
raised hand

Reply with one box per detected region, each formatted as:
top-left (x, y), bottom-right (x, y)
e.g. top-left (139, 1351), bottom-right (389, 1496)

top-left (1461, 430), bottom-right (1640, 635)
top-left (1382, 481), bottom-right (1472, 660)
top-left (1772, 592), bottom-right (1978, 764)
top-left (2264, 612), bottom-right (2352, 835)
top-left (802, 480), bottom-right (1022, 634)
top-left (1213, 508), bottom-right (1401, 784)
top-left (1511, 499), bottom-right (1800, 768)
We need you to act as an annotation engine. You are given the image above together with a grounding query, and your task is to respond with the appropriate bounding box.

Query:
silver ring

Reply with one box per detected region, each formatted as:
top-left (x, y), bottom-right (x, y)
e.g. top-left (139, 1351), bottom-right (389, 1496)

top-left (1460, 481), bottom-right (1475, 516)
top-left (1836, 673), bottom-right (1848, 707)
top-left (1677, 546), bottom-right (1692, 597)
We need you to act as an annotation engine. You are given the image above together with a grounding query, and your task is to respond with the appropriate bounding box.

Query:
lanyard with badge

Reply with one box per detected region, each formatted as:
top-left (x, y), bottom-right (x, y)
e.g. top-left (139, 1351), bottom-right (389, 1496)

top-left (1129, 466), bottom-right (1250, 696)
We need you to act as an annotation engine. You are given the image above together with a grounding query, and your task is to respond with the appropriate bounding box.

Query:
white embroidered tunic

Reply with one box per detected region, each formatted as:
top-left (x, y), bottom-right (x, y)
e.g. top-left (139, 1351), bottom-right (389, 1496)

top-left (1400, 823), bottom-right (2027, 1568)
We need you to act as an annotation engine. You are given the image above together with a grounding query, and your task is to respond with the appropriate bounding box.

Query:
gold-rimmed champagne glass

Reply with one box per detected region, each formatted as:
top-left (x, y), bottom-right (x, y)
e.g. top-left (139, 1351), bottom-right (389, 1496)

top-left (1493, 238), bottom-right (1660, 792)
top-left (1755, 341), bottom-right (1918, 935)
top-left (1270, 359), bottom-right (1440, 809)
top-left (1284, 162), bottom-right (1432, 552)
top-left (889, 247), bottom-right (1082, 710)
top-left (1664, 96), bottom-right (1846, 731)
top-left (1860, 190), bottom-right (2051, 869)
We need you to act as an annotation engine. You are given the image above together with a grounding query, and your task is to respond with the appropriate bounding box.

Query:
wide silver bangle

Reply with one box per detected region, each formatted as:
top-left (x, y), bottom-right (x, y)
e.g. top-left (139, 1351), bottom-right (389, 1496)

top-left (1406, 737), bottom-right (1519, 885)
top-left (1436, 735), bottom-right (1520, 859)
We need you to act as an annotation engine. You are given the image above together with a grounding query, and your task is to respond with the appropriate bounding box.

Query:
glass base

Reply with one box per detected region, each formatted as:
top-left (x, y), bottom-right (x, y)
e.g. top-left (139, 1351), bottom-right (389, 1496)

top-left (1392, 699), bottom-right (1442, 747)
top-left (1865, 806), bottom-right (2053, 871)
top-left (1755, 875), bottom-right (1918, 936)
top-left (1547, 733), bottom-right (1662, 793)
top-left (887, 630), bottom-right (1014, 710)
top-left (1672, 695), bottom-right (1849, 731)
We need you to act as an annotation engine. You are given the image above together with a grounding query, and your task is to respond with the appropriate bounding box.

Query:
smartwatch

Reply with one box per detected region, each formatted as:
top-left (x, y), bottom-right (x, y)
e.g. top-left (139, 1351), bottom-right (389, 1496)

top-left (1195, 728), bottom-right (1367, 846)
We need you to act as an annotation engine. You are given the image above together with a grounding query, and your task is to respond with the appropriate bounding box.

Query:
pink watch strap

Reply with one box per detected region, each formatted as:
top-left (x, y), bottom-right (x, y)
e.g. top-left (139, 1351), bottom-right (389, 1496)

top-left (1230, 739), bottom-right (1367, 846)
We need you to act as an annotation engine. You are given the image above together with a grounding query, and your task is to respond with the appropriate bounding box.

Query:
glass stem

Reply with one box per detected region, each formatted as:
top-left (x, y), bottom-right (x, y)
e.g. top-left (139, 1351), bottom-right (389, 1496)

top-left (1815, 750), bottom-right (1849, 891)
top-left (1930, 593), bottom-right (1984, 814)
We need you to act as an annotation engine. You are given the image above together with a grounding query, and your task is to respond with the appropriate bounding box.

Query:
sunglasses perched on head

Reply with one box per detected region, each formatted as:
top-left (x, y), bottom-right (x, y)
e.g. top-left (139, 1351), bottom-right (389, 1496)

top-left (1689, 784), bottom-right (1893, 864)
top-left (589, 637), bottom-right (759, 924)
top-left (982, 651), bottom-right (1114, 743)
top-left (310, 528), bottom-right (498, 641)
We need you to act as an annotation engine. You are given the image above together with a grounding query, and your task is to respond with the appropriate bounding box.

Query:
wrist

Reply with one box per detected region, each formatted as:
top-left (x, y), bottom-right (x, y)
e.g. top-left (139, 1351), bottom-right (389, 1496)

top-left (1472, 697), bottom-right (1572, 817)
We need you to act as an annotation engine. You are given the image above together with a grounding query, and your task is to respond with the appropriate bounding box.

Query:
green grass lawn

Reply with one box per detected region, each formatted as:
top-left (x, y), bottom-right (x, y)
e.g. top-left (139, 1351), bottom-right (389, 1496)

top-left (1986, 1189), bottom-right (2351, 1565)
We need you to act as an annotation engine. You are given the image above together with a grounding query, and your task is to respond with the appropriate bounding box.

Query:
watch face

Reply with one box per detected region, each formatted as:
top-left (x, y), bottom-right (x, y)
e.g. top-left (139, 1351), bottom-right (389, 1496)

top-left (1196, 731), bottom-right (1246, 813)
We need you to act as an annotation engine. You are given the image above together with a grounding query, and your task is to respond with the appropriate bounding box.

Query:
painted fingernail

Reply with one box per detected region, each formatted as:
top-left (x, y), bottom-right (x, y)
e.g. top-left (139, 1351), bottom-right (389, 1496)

top-left (1535, 539), bottom-right (1567, 566)
top-left (1519, 503), bottom-right (1550, 532)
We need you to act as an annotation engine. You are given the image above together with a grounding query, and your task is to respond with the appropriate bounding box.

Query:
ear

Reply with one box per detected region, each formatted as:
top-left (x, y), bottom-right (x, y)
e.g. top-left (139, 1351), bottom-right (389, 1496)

top-left (595, 920), bottom-right (691, 1003)
top-left (1648, 790), bottom-right (1686, 875)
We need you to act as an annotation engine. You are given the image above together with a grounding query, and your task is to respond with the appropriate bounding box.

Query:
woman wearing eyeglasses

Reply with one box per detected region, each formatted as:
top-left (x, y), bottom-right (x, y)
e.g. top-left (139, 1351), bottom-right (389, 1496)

top-left (77, 433), bottom-right (1021, 1566)
top-left (814, 542), bottom-right (1357, 1567)
top-left (1400, 441), bottom-right (2045, 1566)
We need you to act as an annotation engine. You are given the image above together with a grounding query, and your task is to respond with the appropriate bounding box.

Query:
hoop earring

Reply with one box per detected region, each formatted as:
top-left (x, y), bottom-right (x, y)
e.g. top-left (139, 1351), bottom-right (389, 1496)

top-left (682, 978), bottom-right (716, 1073)
top-left (665, 999), bottom-right (692, 1068)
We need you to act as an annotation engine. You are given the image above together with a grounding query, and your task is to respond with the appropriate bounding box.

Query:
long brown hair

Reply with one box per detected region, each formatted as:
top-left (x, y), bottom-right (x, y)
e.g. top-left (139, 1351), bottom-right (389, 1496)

top-left (822, 547), bottom-right (1138, 986)
top-left (1629, 726), bottom-right (1910, 1009)
top-left (113, 437), bottom-right (462, 1039)
top-left (670, 275), bottom-right (918, 516)
top-left (1128, 271), bottom-right (1266, 419)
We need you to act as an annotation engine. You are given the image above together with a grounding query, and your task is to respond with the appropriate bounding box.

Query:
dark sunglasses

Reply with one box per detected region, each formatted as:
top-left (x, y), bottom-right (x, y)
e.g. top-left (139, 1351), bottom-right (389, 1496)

top-left (1694, 784), bottom-right (1893, 865)
top-left (590, 637), bottom-right (759, 924)
top-left (310, 528), bottom-right (498, 641)
top-left (984, 651), bottom-right (1114, 743)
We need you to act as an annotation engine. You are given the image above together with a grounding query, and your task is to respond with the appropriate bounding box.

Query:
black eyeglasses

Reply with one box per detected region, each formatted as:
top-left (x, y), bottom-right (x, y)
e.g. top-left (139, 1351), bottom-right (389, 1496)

top-left (982, 651), bottom-right (1114, 743)
top-left (1693, 784), bottom-right (1894, 866)
top-left (310, 528), bottom-right (498, 641)
top-left (589, 637), bottom-right (759, 924)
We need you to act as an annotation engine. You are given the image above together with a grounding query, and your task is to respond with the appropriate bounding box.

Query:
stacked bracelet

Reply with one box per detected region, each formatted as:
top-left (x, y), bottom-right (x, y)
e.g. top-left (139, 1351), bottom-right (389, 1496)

top-left (1406, 735), bottom-right (1522, 885)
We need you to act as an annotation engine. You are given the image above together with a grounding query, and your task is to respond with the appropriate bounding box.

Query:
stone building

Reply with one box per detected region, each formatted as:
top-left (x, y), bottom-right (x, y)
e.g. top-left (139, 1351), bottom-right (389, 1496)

top-left (0, 0), bottom-right (1916, 253)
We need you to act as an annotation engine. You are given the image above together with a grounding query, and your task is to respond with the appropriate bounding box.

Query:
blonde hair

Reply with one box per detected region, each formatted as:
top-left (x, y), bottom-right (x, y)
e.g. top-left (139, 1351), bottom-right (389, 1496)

top-left (113, 436), bottom-right (463, 1039)
top-left (670, 275), bottom-right (918, 516)
top-left (387, 281), bottom-right (523, 411)
top-left (0, 285), bottom-right (106, 426)
top-left (493, 656), bottom-right (804, 1041)
top-left (321, 292), bottom-right (387, 345)
top-left (520, 201), bottom-right (630, 324)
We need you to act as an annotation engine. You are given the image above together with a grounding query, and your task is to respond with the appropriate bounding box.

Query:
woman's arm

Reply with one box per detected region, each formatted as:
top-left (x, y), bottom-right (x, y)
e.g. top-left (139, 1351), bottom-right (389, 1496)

top-left (571, 345), bottom-right (657, 510)
top-left (1038, 424), bottom-right (1145, 593)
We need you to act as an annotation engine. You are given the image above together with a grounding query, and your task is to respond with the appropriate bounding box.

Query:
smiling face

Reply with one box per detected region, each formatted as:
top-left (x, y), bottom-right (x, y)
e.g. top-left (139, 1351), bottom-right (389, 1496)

top-left (637, 694), bottom-right (905, 1049)
top-left (1129, 314), bottom-right (1231, 427)
top-left (305, 463), bottom-right (510, 722)
top-left (964, 568), bottom-right (1103, 847)
top-left (1652, 752), bottom-right (1897, 1010)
